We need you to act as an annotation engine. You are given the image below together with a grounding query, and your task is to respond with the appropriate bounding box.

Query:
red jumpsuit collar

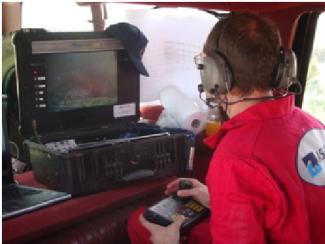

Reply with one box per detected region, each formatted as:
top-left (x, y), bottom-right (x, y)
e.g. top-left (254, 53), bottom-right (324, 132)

top-left (204, 95), bottom-right (295, 149)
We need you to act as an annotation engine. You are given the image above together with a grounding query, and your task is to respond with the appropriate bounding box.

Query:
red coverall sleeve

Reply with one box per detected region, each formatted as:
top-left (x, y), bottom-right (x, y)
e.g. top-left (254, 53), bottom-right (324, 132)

top-left (207, 155), bottom-right (287, 244)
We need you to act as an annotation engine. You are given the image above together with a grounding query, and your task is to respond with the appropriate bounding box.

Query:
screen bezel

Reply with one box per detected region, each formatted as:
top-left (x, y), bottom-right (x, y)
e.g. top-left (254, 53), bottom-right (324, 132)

top-left (13, 30), bottom-right (140, 139)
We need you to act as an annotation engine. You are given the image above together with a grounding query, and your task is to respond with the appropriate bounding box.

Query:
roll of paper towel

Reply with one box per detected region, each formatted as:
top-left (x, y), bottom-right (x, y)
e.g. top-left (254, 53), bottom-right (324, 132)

top-left (159, 86), bottom-right (207, 134)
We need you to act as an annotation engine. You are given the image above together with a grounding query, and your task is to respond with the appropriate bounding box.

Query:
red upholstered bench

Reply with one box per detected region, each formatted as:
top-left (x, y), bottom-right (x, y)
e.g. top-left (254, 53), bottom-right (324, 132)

top-left (3, 172), bottom-right (175, 244)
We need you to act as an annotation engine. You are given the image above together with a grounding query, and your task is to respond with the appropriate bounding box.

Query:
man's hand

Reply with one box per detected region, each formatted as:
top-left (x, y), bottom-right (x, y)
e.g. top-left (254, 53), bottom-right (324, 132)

top-left (165, 178), bottom-right (210, 208)
top-left (139, 214), bottom-right (185, 244)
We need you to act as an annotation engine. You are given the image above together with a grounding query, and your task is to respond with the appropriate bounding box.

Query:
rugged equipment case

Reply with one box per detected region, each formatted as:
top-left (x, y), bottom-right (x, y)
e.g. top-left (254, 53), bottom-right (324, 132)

top-left (12, 29), bottom-right (193, 196)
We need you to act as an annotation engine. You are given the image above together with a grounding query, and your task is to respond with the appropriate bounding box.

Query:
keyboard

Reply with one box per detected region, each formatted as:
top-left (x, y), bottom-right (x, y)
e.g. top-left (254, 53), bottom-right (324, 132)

top-left (2, 184), bottom-right (71, 219)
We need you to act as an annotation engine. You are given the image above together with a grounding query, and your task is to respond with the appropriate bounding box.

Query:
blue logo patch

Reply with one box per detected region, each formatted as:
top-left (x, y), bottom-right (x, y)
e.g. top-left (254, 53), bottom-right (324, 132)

top-left (302, 152), bottom-right (323, 178)
top-left (297, 128), bottom-right (325, 186)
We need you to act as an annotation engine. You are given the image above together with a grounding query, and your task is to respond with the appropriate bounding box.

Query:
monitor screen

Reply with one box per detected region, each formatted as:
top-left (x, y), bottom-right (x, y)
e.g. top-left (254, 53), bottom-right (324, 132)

top-left (14, 31), bottom-right (140, 136)
top-left (46, 51), bottom-right (118, 112)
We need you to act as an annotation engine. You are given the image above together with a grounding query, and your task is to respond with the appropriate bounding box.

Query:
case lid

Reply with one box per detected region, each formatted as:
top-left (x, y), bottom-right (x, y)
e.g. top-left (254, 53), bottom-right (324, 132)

top-left (13, 29), bottom-right (141, 140)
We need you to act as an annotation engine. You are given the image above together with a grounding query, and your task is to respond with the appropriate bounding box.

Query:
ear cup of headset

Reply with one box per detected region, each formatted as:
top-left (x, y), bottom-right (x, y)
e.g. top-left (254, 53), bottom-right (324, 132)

top-left (273, 48), bottom-right (297, 89)
top-left (200, 52), bottom-right (233, 94)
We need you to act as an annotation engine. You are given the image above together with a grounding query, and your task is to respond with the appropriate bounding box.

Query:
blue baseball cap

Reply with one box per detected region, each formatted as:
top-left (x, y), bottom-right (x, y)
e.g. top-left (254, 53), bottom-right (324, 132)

top-left (105, 22), bottom-right (149, 76)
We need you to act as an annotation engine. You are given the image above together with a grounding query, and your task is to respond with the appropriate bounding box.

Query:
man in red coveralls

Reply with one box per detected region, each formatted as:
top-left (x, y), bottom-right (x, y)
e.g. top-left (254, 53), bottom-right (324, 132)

top-left (128, 12), bottom-right (325, 244)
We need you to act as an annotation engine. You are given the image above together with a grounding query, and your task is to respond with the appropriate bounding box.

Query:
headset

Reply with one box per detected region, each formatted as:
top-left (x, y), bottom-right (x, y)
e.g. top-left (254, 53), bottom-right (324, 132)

top-left (196, 18), bottom-right (299, 108)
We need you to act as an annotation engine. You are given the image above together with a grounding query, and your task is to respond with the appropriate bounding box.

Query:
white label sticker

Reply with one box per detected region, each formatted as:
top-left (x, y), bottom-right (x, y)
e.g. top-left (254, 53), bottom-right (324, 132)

top-left (297, 128), bottom-right (325, 186)
top-left (113, 103), bottom-right (136, 118)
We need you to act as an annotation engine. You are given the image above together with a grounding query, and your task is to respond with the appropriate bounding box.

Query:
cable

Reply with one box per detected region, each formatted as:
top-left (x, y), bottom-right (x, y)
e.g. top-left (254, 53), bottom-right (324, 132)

top-left (200, 9), bottom-right (230, 19)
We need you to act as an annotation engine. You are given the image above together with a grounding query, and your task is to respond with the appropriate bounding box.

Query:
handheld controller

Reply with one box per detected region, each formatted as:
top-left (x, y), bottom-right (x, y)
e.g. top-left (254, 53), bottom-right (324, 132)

top-left (144, 180), bottom-right (210, 231)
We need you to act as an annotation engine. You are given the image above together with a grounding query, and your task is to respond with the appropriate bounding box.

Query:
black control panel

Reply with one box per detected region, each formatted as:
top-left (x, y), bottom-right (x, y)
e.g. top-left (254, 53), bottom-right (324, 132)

top-left (144, 180), bottom-right (210, 231)
top-left (28, 131), bottom-right (192, 196)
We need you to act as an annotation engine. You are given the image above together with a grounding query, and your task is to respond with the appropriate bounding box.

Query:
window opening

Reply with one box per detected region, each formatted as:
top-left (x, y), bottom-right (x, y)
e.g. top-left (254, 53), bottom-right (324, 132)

top-left (303, 13), bottom-right (325, 123)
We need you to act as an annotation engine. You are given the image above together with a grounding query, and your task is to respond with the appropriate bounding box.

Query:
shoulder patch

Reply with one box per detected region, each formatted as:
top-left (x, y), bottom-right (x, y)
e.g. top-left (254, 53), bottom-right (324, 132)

top-left (297, 128), bottom-right (325, 186)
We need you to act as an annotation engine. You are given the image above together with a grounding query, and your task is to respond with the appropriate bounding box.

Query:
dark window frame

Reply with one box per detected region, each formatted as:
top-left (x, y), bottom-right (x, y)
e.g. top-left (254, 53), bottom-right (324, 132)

top-left (292, 12), bottom-right (320, 108)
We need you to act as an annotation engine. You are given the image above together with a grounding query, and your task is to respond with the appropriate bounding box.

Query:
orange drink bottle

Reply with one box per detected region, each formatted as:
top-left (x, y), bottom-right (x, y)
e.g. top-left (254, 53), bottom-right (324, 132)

top-left (205, 120), bottom-right (221, 136)
top-left (205, 107), bottom-right (221, 136)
